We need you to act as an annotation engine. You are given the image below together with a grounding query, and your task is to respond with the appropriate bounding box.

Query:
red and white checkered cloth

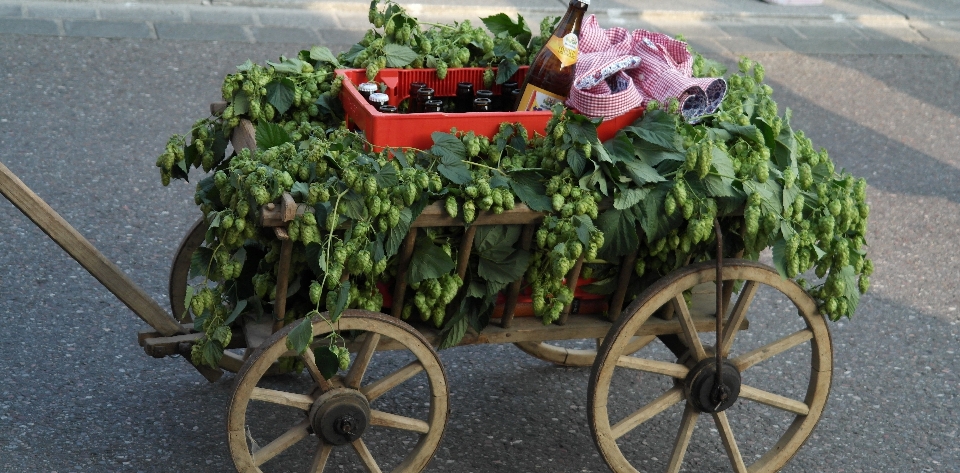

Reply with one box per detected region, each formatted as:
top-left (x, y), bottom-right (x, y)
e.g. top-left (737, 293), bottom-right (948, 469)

top-left (567, 15), bottom-right (726, 122)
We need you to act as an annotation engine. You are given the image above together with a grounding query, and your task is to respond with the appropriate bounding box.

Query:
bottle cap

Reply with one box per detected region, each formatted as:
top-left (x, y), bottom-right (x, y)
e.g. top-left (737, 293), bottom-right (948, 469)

top-left (358, 82), bottom-right (378, 99)
top-left (368, 92), bottom-right (389, 107)
top-left (378, 104), bottom-right (398, 113)
top-left (423, 99), bottom-right (443, 113)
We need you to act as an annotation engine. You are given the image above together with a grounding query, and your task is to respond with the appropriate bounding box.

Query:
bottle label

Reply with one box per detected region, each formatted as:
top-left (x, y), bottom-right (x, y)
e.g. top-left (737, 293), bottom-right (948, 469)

top-left (516, 83), bottom-right (566, 112)
top-left (546, 33), bottom-right (579, 69)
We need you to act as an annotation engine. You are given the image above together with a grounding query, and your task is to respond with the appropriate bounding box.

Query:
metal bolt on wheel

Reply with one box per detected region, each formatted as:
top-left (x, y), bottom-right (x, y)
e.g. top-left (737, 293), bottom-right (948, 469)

top-left (589, 260), bottom-right (832, 473)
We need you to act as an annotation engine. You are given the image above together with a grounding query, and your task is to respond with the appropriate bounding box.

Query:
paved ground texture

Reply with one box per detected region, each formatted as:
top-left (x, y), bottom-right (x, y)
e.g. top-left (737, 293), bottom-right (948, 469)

top-left (1, 0), bottom-right (959, 472)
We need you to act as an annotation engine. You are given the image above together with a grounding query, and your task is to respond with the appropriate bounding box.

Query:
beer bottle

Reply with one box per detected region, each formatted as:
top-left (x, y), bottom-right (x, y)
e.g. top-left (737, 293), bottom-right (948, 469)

top-left (514, 0), bottom-right (589, 111)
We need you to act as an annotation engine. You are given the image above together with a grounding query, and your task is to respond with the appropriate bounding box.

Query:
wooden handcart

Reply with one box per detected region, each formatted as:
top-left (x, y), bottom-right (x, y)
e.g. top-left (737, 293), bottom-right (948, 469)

top-left (0, 110), bottom-right (832, 473)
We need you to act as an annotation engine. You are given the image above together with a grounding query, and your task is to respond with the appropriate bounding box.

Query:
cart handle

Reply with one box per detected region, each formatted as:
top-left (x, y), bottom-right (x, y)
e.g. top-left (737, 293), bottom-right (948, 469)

top-left (0, 161), bottom-right (187, 337)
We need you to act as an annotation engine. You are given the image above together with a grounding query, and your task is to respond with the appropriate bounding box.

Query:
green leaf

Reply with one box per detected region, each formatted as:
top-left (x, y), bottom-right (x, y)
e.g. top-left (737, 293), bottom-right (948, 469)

top-left (839, 265), bottom-right (861, 317)
top-left (507, 171), bottom-right (552, 211)
top-left (621, 110), bottom-right (682, 151)
top-left (436, 311), bottom-right (469, 350)
top-left (375, 164), bottom-right (399, 189)
top-left (232, 90), bottom-right (250, 116)
top-left (711, 146), bottom-right (736, 183)
top-left (621, 158), bottom-right (665, 186)
top-left (408, 234), bottom-right (456, 284)
top-left (310, 46), bottom-right (340, 67)
top-left (496, 58), bottom-right (520, 85)
top-left (720, 122), bottom-right (765, 145)
top-left (268, 57), bottom-right (306, 74)
top-left (744, 180), bottom-right (783, 216)
top-left (573, 214), bottom-right (597, 245)
top-left (190, 247), bottom-right (214, 279)
top-left (603, 134), bottom-right (636, 164)
top-left (638, 184), bottom-right (682, 243)
top-left (478, 249), bottom-right (530, 284)
top-left (597, 208), bottom-right (639, 259)
top-left (772, 237), bottom-right (788, 279)
top-left (614, 186), bottom-right (650, 210)
top-left (385, 208), bottom-right (414, 257)
top-left (312, 346), bottom-right (341, 379)
top-left (579, 167), bottom-right (608, 196)
top-left (383, 43), bottom-right (419, 68)
top-left (199, 338), bottom-right (223, 369)
top-left (255, 122), bottom-right (292, 150)
top-left (266, 78), bottom-right (296, 115)
top-left (331, 281), bottom-right (351, 321)
top-left (285, 318), bottom-right (314, 354)
top-left (339, 191), bottom-right (367, 220)
top-left (481, 13), bottom-right (532, 46)
top-left (431, 132), bottom-right (472, 184)
top-left (290, 181), bottom-right (310, 201)
top-left (236, 60), bottom-right (255, 72)
top-left (566, 145), bottom-right (586, 177)
top-left (565, 117), bottom-right (600, 145)
top-left (774, 112), bottom-right (798, 172)
top-left (474, 225), bottom-right (521, 258)
top-left (223, 300), bottom-right (248, 326)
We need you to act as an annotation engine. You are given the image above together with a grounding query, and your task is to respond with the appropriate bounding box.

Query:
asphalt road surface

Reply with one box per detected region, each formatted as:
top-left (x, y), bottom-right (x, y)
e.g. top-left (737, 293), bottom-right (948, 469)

top-left (1, 34), bottom-right (958, 472)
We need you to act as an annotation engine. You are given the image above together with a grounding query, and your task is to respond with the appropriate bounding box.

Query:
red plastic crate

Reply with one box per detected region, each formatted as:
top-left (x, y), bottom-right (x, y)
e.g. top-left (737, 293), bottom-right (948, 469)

top-left (336, 67), bottom-right (644, 150)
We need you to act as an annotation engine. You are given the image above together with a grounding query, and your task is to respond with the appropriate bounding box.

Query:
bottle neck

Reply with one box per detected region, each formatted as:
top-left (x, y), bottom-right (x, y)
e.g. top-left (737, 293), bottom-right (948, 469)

top-left (554, 0), bottom-right (589, 38)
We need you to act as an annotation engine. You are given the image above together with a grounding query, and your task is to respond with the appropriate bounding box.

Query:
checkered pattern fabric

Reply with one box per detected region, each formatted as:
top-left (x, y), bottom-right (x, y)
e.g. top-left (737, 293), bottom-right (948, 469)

top-left (566, 15), bottom-right (726, 121)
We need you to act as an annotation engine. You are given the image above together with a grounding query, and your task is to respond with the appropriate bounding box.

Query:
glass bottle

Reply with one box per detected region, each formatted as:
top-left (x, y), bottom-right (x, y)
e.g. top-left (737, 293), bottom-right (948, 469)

top-left (500, 81), bottom-right (519, 111)
top-left (416, 87), bottom-right (436, 114)
top-left (408, 82), bottom-right (427, 113)
top-left (368, 92), bottom-right (389, 111)
top-left (422, 99), bottom-right (443, 113)
top-left (456, 82), bottom-right (475, 113)
top-left (514, 0), bottom-right (589, 111)
top-left (358, 82), bottom-right (378, 101)
top-left (472, 98), bottom-right (492, 112)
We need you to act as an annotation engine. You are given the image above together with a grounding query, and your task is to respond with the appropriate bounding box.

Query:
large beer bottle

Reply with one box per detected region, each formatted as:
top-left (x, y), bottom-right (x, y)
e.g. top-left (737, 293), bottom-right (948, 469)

top-left (514, 0), bottom-right (589, 112)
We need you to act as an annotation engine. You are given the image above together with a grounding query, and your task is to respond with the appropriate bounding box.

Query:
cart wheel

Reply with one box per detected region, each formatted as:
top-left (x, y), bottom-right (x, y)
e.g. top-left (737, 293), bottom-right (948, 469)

top-left (169, 216), bottom-right (206, 321)
top-left (227, 310), bottom-right (449, 473)
top-left (514, 337), bottom-right (652, 367)
top-left (589, 259), bottom-right (832, 473)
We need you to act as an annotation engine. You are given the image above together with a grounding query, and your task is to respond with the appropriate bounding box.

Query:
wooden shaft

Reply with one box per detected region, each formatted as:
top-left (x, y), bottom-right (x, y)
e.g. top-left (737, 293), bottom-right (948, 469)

top-left (608, 248), bottom-right (639, 322)
top-left (390, 229), bottom-right (418, 318)
top-left (0, 161), bottom-right (185, 336)
top-left (272, 238), bottom-right (294, 332)
top-left (500, 223), bottom-right (535, 328)
top-left (456, 225), bottom-right (477, 281)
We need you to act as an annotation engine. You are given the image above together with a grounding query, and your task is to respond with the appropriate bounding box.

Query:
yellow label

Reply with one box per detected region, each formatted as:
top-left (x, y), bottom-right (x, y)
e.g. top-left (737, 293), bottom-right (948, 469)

top-left (516, 83), bottom-right (567, 112)
top-left (546, 33), bottom-right (579, 69)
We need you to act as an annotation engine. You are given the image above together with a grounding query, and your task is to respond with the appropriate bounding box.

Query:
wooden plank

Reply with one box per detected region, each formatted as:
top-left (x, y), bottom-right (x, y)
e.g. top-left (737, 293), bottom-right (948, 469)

top-left (0, 161), bottom-right (185, 336)
top-left (370, 313), bottom-right (747, 352)
top-left (411, 202), bottom-right (543, 227)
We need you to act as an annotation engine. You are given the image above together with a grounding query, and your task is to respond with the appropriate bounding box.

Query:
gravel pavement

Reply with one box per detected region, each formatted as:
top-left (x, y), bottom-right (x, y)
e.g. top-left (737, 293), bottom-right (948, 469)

top-left (1, 5), bottom-right (959, 473)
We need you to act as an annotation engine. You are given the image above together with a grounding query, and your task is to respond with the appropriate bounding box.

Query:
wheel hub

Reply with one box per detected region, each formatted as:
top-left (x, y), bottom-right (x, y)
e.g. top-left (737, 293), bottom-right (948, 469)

top-left (684, 358), bottom-right (742, 414)
top-left (309, 388), bottom-right (371, 446)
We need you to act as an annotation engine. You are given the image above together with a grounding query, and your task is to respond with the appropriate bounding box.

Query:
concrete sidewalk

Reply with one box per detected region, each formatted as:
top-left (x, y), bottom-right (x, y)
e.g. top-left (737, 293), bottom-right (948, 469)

top-left (0, 0), bottom-right (958, 55)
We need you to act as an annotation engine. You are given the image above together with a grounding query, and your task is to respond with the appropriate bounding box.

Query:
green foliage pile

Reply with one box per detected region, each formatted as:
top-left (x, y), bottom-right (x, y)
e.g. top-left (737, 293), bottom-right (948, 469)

top-left (155, 1), bottom-right (870, 370)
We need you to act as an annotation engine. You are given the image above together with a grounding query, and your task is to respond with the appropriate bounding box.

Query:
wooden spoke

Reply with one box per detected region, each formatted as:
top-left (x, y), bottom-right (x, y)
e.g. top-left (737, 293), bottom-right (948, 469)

top-left (301, 350), bottom-right (333, 392)
top-left (249, 387), bottom-right (314, 411)
top-left (732, 329), bottom-right (813, 372)
top-left (345, 333), bottom-right (381, 389)
top-left (616, 356), bottom-right (689, 379)
top-left (351, 439), bottom-right (383, 473)
top-left (666, 403), bottom-right (699, 473)
top-left (719, 280), bottom-right (758, 357)
top-left (370, 409), bottom-right (431, 434)
top-left (611, 387), bottom-right (684, 440)
top-left (251, 418), bottom-right (312, 467)
top-left (673, 294), bottom-right (707, 362)
top-left (739, 384), bottom-right (811, 416)
top-left (309, 443), bottom-right (333, 473)
top-left (360, 361), bottom-right (424, 402)
top-left (712, 411), bottom-right (747, 473)
top-left (589, 261), bottom-right (833, 473)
